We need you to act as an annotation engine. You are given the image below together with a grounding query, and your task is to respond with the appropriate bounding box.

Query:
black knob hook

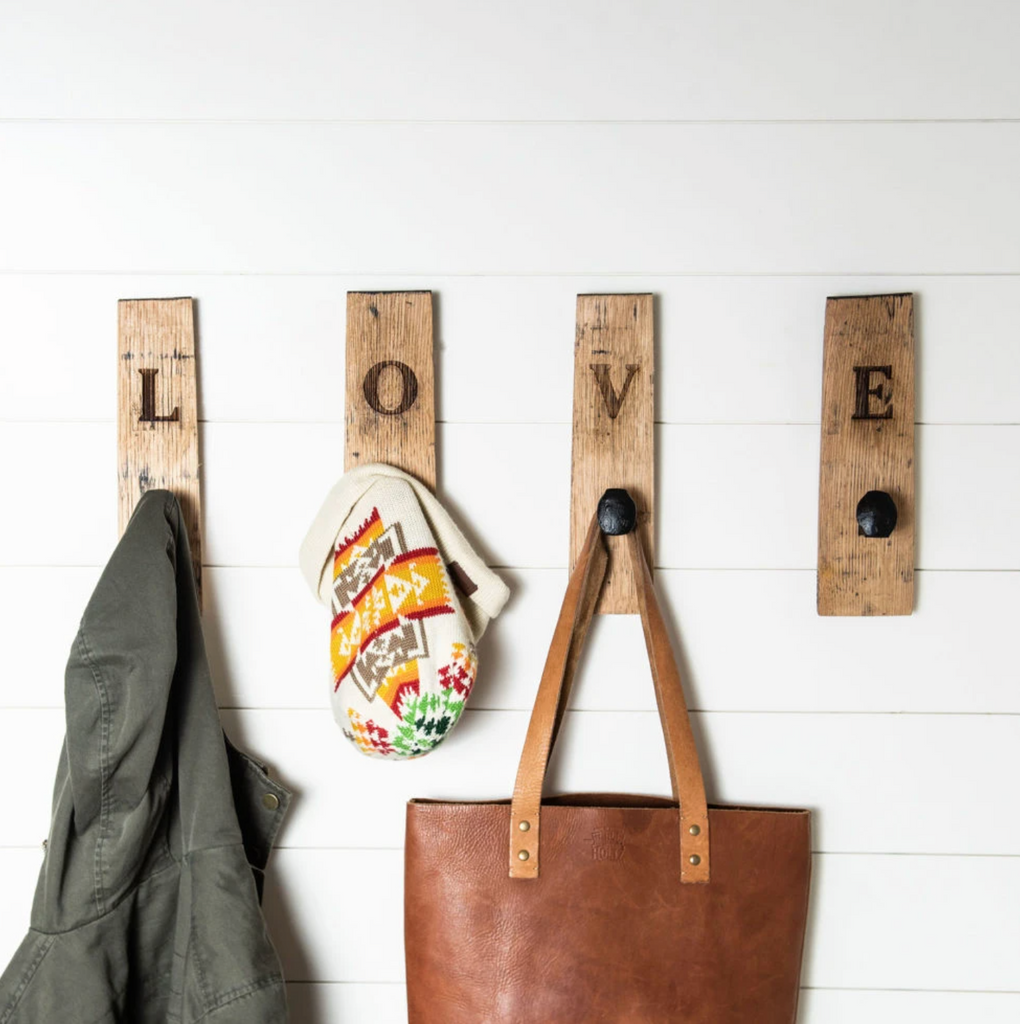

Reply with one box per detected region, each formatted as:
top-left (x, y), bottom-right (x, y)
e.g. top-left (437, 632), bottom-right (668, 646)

top-left (856, 490), bottom-right (897, 538)
top-left (598, 489), bottom-right (637, 535)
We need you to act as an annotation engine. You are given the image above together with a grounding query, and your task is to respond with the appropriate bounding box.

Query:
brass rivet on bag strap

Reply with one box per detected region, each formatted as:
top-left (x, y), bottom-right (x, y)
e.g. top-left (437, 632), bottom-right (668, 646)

top-left (688, 855), bottom-right (701, 866)
top-left (518, 821), bottom-right (531, 832)
top-left (518, 850), bottom-right (530, 861)
top-left (688, 825), bottom-right (700, 836)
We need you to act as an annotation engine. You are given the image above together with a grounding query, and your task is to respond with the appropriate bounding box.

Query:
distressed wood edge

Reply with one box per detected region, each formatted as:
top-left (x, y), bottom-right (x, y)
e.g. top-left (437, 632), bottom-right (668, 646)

top-left (816, 292), bottom-right (915, 617)
top-left (344, 290), bottom-right (437, 490)
top-left (117, 296), bottom-right (203, 605)
top-left (570, 293), bottom-right (655, 615)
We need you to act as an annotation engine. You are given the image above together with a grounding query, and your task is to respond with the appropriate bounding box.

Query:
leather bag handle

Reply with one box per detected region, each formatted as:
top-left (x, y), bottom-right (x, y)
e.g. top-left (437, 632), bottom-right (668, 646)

top-left (509, 508), bottom-right (710, 883)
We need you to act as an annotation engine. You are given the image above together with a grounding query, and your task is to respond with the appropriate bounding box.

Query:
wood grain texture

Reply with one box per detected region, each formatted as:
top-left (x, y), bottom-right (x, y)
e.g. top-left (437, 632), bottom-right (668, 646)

top-left (571, 295), bottom-right (654, 613)
top-left (344, 291), bottom-right (435, 489)
top-left (818, 294), bottom-right (915, 615)
top-left (1, 4), bottom-right (1018, 1011)
top-left (4, 275), bottom-right (1020, 428)
top-left (4, 420), bottom-right (1017, 573)
top-left (117, 298), bottom-right (202, 600)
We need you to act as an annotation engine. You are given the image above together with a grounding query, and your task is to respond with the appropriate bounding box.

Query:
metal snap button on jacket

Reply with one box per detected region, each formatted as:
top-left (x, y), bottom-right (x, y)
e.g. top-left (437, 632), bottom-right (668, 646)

top-left (0, 491), bottom-right (292, 1023)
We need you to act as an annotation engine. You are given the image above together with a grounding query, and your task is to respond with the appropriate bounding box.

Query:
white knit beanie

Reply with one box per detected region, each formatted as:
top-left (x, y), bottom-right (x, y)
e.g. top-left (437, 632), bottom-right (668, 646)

top-left (300, 464), bottom-right (510, 759)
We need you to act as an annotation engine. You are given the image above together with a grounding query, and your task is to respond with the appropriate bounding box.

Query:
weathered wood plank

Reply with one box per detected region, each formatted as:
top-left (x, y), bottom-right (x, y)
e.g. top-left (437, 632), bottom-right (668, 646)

top-left (344, 292), bottom-right (435, 489)
top-left (117, 297), bottom-right (202, 599)
top-left (818, 294), bottom-right (915, 615)
top-left (571, 295), bottom-right (654, 613)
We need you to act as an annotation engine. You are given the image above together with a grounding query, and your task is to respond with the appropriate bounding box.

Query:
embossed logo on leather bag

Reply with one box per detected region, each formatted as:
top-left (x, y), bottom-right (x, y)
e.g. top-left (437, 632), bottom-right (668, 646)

top-left (590, 827), bottom-right (626, 861)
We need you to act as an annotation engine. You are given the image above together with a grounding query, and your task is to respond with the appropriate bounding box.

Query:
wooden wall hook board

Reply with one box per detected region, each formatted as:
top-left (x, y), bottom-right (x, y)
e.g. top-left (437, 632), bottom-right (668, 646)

top-left (117, 297), bottom-right (203, 603)
top-left (345, 291), bottom-right (436, 491)
top-left (570, 294), bottom-right (654, 614)
top-left (818, 293), bottom-right (915, 616)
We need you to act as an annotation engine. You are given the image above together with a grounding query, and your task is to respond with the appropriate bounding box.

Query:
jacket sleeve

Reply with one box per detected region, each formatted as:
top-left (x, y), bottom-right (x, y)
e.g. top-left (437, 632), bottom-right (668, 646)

top-left (63, 490), bottom-right (181, 838)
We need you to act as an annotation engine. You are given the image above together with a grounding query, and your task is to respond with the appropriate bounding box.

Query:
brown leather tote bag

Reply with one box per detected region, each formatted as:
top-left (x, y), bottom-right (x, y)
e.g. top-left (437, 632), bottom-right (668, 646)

top-left (405, 508), bottom-right (812, 1023)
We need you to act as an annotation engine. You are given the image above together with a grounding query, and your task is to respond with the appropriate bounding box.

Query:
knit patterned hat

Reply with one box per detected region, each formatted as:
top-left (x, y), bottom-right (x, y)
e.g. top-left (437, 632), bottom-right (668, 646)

top-left (300, 464), bottom-right (510, 759)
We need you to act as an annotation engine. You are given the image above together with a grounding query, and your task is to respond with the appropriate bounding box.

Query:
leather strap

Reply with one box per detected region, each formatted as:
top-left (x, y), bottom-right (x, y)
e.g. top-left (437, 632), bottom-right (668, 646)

top-left (509, 513), bottom-right (710, 883)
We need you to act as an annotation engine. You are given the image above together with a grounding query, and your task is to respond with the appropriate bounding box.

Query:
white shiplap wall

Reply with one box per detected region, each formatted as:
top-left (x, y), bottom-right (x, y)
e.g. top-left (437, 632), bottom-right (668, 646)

top-left (1, 3), bottom-right (1018, 1021)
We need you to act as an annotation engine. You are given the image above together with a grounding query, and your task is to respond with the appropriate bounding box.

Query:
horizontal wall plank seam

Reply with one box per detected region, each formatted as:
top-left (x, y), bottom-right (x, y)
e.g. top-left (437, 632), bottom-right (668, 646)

top-left (2, 565), bottom-right (1017, 574)
top-left (3, 707), bottom-right (1018, 717)
top-left (3, 118), bottom-right (1020, 127)
top-left (4, 270), bottom-right (1020, 279)
top-left (278, 983), bottom-right (1020, 993)
top-left (3, 419), bottom-right (1017, 428)
top-left (1, 566), bottom-right (1010, 573)
top-left (1, 846), bottom-right (1016, 858)
top-left (800, 986), bottom-right (1020, 995)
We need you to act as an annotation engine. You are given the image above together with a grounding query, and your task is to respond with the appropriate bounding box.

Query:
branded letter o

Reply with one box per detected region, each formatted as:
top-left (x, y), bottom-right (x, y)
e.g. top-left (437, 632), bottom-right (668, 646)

top-left (363, 360), bottom-right (418, 416)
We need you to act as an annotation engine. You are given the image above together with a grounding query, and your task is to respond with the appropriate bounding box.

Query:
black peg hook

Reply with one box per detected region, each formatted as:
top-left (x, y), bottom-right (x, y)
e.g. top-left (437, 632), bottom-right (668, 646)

top-left (856, 490), bottom-right (898, 538)
top-left (598, 489), bottom-right (637, 535)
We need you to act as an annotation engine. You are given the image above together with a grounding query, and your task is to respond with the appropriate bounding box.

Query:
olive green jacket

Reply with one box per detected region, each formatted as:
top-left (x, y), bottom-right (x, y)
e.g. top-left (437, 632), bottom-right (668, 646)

top-left (0, 491), bottom-right (291, 1023)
